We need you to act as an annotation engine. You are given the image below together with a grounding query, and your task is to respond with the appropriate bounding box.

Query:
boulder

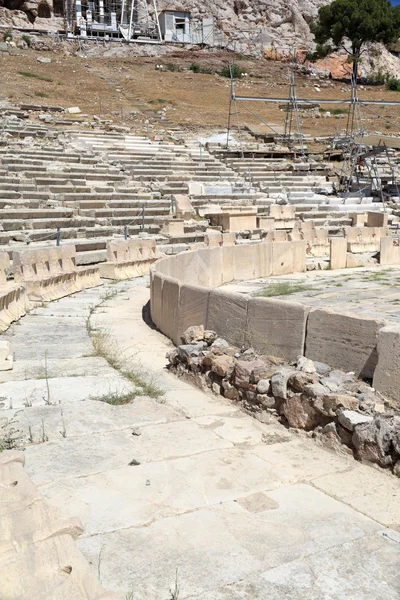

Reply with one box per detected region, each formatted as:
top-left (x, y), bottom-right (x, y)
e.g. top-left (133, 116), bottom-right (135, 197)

top-left (222, 379), bottom-right (239, 400)
top-left (210, 354), bottom-right (235, 378)
top-left (235, 359), bottom-right (266, 389)
top-left (288, 371), bottom-right (316, 392)
top-left (256, 378), bottom-right (270, 395)
top-left (271, 367), bottom-right (296, 400)
top-left (204, 329), bottom-right (217, 344)
top-left (257, 394), bottom-right (276, 409)
top-left (210, 337), bottom-right (230, 350)
top-left (178, 342), bottom-right (207, 361)
top-left (181, 325), bottom-right (205, 344)
top-left (281, 394), bottom-right (321, 429)
top-left (352, 416), bottom-right (395, 466)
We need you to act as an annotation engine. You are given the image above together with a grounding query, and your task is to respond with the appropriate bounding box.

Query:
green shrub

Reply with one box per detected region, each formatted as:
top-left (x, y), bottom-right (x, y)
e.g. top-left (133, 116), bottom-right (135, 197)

top-left (369, 70), bottom-right (388, 85)
top-left (386, 76), bottom-right (400, 91)
top-left (189, 62), bottom-right (213, 75)
top-left (219, 62), bottom-right (243, 79)
top-left (190, 62), bottom-right (200, 73)
top-left (21, 34), bottom-right (31, 47)
top-left (3, 29), bottom-right (12, 42)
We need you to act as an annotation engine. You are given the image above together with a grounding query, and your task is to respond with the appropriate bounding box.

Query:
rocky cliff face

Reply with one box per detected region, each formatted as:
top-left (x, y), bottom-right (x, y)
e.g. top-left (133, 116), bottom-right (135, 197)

top-left (158, 0), bottom-right (331, 52)
top-left (0, 0), bottom-right (330, 52)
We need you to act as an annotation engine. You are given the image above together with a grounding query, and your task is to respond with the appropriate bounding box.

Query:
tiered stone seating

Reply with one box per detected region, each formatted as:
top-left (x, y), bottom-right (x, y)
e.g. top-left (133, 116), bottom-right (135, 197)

top-left (13, 246), bottom-right (102, 302)
top-left (344, 226), bottom-right (388, 254)
top-left (99, 238), bottom-right (158, 280)
top-left (0, 252), bottom-right (31, 332)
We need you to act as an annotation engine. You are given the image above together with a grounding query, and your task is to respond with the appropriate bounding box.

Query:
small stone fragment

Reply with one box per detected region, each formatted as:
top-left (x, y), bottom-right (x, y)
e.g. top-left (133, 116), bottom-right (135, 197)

top-left (296, 355), bottom-right (316, 374)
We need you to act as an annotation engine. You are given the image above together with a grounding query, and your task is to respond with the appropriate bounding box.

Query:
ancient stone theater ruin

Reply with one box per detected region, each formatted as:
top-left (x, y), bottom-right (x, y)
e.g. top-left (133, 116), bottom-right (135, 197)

top-left (0, 0), bottom-right (400, 597)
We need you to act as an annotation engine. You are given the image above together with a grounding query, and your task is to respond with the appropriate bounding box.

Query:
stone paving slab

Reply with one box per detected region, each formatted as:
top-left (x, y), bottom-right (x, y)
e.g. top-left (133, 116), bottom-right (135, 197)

top-left (39, 447), bottom-right (286, 536)
top-left (76, 484), bottom-right (383, 599)
top-left (191, 532), bottom-right (400, 600)
top-left (223, 266), bottom-right (400, 323)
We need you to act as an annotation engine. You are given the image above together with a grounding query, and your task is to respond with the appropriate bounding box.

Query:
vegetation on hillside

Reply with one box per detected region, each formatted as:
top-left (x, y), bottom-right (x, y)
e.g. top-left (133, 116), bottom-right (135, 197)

top-left (311, 0), bottom-right (400, 77)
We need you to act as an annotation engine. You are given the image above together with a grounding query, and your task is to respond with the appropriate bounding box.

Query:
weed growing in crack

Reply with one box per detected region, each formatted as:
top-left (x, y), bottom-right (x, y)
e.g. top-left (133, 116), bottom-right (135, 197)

top-left (90, 390), bottom-right (135, 405)
top-left (170, 568), bottom-right (180, 600)
top-left (128, 458), bottom-right (141, 466)
top-left (59, 409), bottom-right (67, 438)
top-left (43, 351), bottom-right (52, 405)
top-left (40, 419), bottom-right (48, 443)
top-left (86, 287), bottom-right (165, 400)
top-left (0, 413), bottom-right (22, 452)
top-left (122, 370), bottom-right (165, 400)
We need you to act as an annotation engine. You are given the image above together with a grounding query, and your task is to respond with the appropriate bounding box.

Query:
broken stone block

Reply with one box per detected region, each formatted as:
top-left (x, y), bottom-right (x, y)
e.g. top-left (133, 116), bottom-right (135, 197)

top-left (66, 106), bottom-right (81, 114)
top-left (338, 410), bottom-right (374, 431)
top-left (314, 395), bottom-right (359, 418)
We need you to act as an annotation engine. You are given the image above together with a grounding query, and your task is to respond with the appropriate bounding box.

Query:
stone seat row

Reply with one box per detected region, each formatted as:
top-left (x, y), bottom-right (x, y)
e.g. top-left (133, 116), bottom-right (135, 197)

top-left (13, 246), bottom-right (102, 303)
top-left (0, 237), bottom-right (160, 329)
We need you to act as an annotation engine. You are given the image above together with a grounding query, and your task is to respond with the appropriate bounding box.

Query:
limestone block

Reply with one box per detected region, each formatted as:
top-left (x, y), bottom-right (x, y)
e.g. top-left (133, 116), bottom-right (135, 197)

top-left (210, 212), bottom-right (257, 232)
top-left (222, 232), bottom-right (236, 246)
top-left (187, 181), bottom-right (203, 195)
top-left (345, 226), bottom-right (387, 253)
top-left (150, 271), bottom-right (163, 330)
top-left (373, 324), bottom-right (400, 404)
top-left (271, 241), bottom-right (306, 275)
top-left (0, 340), bottom-right (12, 371)
top-left (154, 255), bottom-right (177, 277)
top-left (207, 289), bottom-right (249, 348)
top-left (254, 241), bottom-right (273, 279)
top-left (269, 205), bottom-right (295, 219)
top-left (174, 251), bottom-right (200, 286)
top-left (257, 216), bottom-right (275, 230)
top-left (173, 194), bottom-right (195, 219)
top-left (204, 230), bottom-right (223, 248)
top-left (221, 245), bottom-right (235, 284)
top-left (367, 212), bottom-right (388, 228)
top-left (352, 213), bottom-right (367, 227)
top-left (233, 244), bottom-right (257, 280)
top-left (246, 297), bottom-right (309, 361)
top-left (196, 247), bottom-right (223, 287)
top-left (305, 309), bottom-right (385, 379)
top-left (161, 219), bottom-right (185, 236)
top-left (161, 276), bottom-right (181, 344)
top-left (0, 252), bottom-right (10, 285)
top-left (177, 284), bottom-right (210, 341)
top-left (292, 240), bottom-right (307, 273)
top-left (330, 237), bottom-right (347, 270)
top-left (264, 230), bottom-right (288, 243)
top-left (380, 237), bottom-right (400, 266)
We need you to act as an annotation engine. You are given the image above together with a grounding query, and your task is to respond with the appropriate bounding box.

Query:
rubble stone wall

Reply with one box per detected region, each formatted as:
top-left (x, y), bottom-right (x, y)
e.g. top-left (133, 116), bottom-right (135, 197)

top-left (150, 241), bottom-right (399, 397)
